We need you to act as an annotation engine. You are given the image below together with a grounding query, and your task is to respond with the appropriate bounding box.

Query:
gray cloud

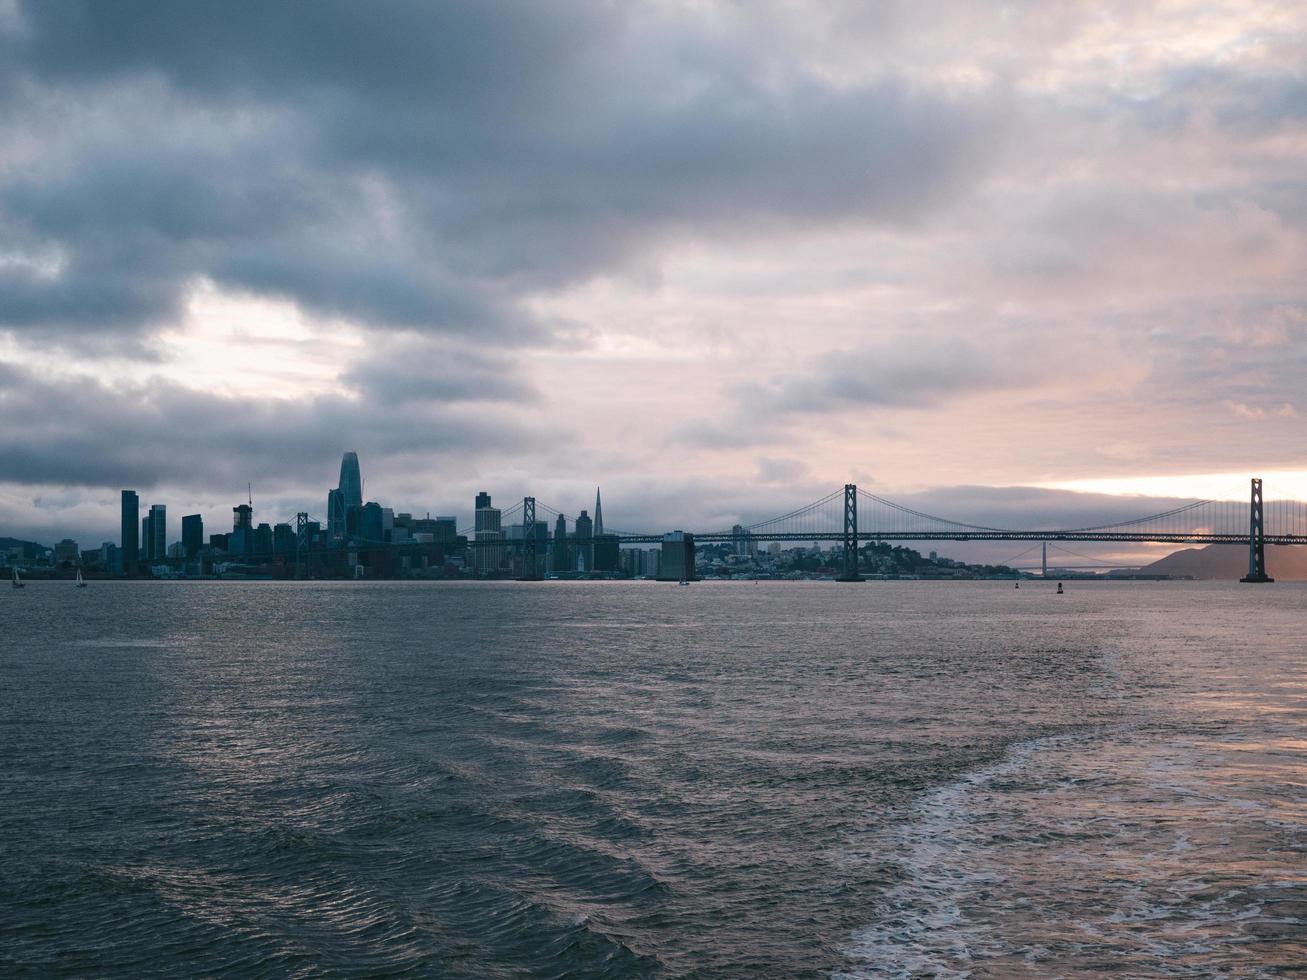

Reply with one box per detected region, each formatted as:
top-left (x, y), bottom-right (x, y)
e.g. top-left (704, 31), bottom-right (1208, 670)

top-left (731, 340), bottom-right (1031, 425)
top-left (0, 359), bottom-right (535, 493)
top-left (341, 340), bottom-right (532, 406)
top-left (0, 1), bottom-right (1005, 341)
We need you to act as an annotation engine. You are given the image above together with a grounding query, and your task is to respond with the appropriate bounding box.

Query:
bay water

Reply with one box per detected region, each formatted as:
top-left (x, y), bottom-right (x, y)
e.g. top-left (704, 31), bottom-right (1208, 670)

top-left (3, 581), bottom-right (1306, 976)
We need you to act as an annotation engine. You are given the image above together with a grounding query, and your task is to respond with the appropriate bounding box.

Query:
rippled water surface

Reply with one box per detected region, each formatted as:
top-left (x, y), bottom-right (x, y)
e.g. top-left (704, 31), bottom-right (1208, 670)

top-left (3, 580), bottom-right (1306, 976)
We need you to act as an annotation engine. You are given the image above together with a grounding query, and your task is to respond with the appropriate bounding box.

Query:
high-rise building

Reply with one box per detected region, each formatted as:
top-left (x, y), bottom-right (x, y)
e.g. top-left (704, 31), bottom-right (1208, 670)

top-left (594, 534), bottom-right (620, 572)
top-left (231, 503), bottom-right (253, 556)
top-left (620, 548), bottom-right (642, 576)
top-left (121, 490), bottom-right (139, 575)
top-left (147, 504), bottom-right (166, 563)
top-left (327, 488), bottom-right (345, 539)
top-left (621, 547), bottom-right (659, 577)
top-left (552, 513), bottom-right (569, 572)
top-left (658, 531), bottom-right (696, 581)
top-left (254, 522), bottom-right (273, 556)
top-left (731, 524), bottom-right (756, 557)
top-left (54, 539), bottom-right (79, 566)
top-left (414, 516), bottom-right (457, 542)
top-left (474, 492), bottom-right (500, 533)
top-left (327, 452), bottom-right (363, 542)
top-left (361, 502), bottom-right (385, 543)
top-left (574, 509), bottom-right (593, 571)
top-left (473, 491), bottom-right (504, 574)
top-left (593, 487), bottom-right (604, 536)
top-left (473, 493), bottom-right (504, 574)
top-left (182, 514), bottom-right (204, 558)
top-left (339, 452), bottom-right (363, 511)
top-left (273, 523), bottom-right (296, 557)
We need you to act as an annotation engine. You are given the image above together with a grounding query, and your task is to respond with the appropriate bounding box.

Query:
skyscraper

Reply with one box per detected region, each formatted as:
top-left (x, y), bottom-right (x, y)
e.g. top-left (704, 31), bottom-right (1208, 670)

top-left (327, 487), bottom-right (344, 539)
top-left (254, 522), bottom-right (273, 556)
top-left (273, 523), bottom-right (296, 557)
top-left (361, 502), bottom-right (384, 543)
top-left (339, 452), bottom-right (363, 510)
top-left (658, 531), bottom-right (696, 581)
top-left (552, 513), bottom-right (569, 572)
top-left (232, 503), bottom-right (253, 556)
top-left (121, 490), bottom-right (139, 575)
top-left (182, 514), bottom-right (204, 558)
top-left (593, 487), bottom-right (604, 536)
top-left (474, 491), bottom-right (503, 574)
top-left (147, 504), bottom-right (166, 563)
top-left (574, 509), bottom-right (593, 571)
top-left (475, 492), bottom-right (500, 533)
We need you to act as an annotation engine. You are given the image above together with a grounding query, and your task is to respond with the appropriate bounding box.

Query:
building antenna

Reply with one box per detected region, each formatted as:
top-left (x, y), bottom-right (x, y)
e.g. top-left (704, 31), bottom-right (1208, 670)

top-left (248, 483), bottom-right (253, 508)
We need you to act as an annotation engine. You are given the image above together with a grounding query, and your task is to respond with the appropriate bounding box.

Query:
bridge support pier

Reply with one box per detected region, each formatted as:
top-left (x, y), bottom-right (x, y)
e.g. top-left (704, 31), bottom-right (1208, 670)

top-left (1240, 477), bottom-right (1274, 583)
top-left (836, 484), bottom-right (865, 582)
top-left (518, 496), bottom-right (542, 581)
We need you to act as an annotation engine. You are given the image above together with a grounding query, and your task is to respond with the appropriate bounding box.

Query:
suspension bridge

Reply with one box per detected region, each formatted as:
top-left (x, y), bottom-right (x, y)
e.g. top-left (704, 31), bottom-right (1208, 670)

top-left (231, 477), bottom-right (1298, 583)
top-left (390, 477), bottom-right (1295, 583)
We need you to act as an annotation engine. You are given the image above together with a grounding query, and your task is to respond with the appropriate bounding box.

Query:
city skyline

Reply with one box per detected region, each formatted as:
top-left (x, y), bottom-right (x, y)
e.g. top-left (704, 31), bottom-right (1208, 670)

top-left (8, 446), bottom-right (1307, 570)
top-left (1, 2), bottom-right (1306, 561)
top-left (10, 444), bottom-right (1302, 578)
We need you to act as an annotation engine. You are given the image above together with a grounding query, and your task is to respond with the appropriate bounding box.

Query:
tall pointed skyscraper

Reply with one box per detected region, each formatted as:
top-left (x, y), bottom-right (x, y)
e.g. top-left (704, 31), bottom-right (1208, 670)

top-left (338, 451), bottom-right (363, 510)
top-left (593, 487), bottom-right (604, 536)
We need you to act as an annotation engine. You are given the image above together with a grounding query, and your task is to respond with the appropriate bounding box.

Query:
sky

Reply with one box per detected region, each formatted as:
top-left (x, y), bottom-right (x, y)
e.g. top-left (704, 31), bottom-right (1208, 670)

top-left (1, 0), bottom-right (1305, 557)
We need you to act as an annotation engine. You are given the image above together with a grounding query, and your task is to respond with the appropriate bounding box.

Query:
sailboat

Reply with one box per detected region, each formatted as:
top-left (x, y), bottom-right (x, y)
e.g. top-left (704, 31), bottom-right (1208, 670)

top-left (11, 566), bottom-right (24, 589)
top-left (75, 567), bottom-right (87, 588)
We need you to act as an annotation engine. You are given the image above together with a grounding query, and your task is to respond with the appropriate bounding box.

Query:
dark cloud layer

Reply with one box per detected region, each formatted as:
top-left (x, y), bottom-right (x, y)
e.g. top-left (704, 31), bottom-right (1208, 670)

top-left (0, 359), bottom-right (533, 492)
top-left (0, 1), bottom-right (1002, 341)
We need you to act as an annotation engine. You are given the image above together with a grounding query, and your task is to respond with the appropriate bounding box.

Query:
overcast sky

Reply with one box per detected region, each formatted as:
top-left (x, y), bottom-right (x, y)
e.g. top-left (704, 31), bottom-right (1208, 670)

top-left (1, 0), bottom-right (1305, 555)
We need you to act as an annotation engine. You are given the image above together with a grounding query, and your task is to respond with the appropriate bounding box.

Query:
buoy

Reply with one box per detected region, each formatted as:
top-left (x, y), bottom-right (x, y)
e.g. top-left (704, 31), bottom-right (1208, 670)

top-left (1056, 582), bottom-right (1064, 594)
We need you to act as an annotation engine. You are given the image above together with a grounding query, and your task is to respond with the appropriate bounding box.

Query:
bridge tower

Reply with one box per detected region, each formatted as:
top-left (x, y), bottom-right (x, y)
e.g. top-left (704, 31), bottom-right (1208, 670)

top-left (518, 496), bottom-right (541, 581)
top-left (1240, 477), bottom-right (1274, 583)
top-left (295, 511), bottom-right (310, 579)
top-left (836, 484), bottom-right (864, 582)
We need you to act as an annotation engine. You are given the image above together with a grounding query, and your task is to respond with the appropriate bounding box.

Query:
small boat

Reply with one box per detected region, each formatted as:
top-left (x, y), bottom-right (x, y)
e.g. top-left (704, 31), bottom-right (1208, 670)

top-left (1015, 581), bottom-right (1020, 589)
top-left (678, 577), bottom-right (689, 586)
top-left (75, 567), bottom-right (87, 588)
top-left (11, 566), bottom-right (24, 589)
top-left (1056, 582), bottom-right (1064, 594)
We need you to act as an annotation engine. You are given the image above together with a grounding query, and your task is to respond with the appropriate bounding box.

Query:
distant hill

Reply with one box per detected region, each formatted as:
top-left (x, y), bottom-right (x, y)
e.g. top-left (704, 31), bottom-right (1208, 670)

top-left (1139, 544), bottom-right (1307, 581)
